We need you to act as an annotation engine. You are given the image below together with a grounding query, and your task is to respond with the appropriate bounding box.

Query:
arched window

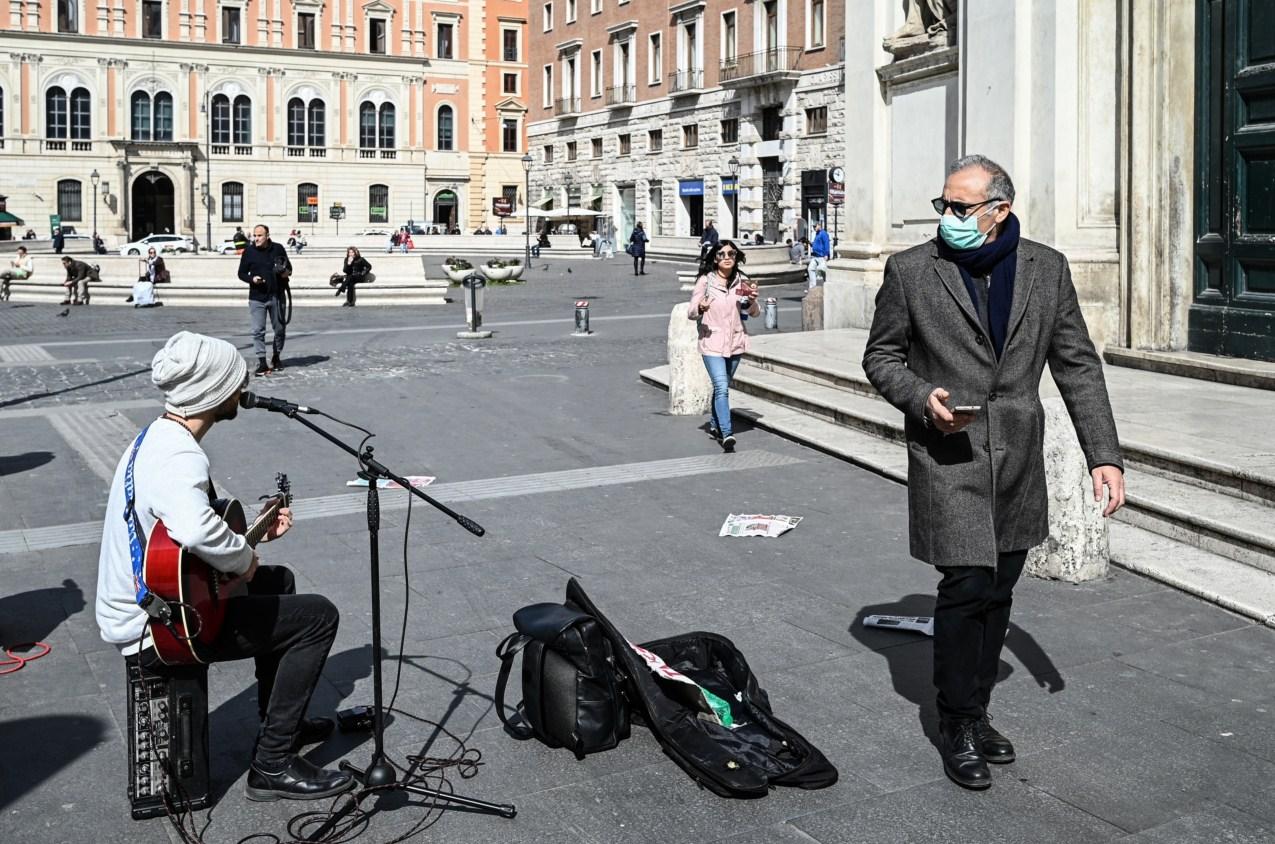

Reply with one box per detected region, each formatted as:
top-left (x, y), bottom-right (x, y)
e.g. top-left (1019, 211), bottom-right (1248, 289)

top-left (211, 94), bottom-right (231, 145)
top-left (287, 98), bottom-right (305, 147)
top-left (153, 92), bottom-right (173, 141)
top-left (232, 95), bottom-right (251, 145)
top-left (297, 182), bottom-right (318, 222)
top-left (358, 102), bottom-right (377, 149)
top-left (436, 105), bottom-right (453, 151)
top-left (69, 87), bottom-right (91, 140)
top-left (306, 99), bottom-right (325, 147)
top-left (131, 91), bottom-right (152, 140)
top-left (46, 87), bottom-right (68, 139)
top-left (378, 103), bottom-right (395, 149)
top-left (221, 181), bottom-right (244, 222)
top-left (369, 184), bottom-right (389, 223)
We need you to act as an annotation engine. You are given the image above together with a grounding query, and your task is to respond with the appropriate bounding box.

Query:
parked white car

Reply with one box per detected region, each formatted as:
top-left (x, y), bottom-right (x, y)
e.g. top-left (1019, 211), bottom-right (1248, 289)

top-left (118, 233), bottom-right (195, 256)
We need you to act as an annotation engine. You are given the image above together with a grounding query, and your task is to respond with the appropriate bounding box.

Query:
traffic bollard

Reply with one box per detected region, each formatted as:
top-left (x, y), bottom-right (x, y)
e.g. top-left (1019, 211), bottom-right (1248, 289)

top-left (573, 300), bottom-right (592, 336)
top-left (764, 297), bottom-right (779, 330)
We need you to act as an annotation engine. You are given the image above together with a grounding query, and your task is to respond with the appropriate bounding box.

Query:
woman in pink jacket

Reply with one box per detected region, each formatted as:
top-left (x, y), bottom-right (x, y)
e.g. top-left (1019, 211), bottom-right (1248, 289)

top-left (688, 240), bottom-right (760, 452)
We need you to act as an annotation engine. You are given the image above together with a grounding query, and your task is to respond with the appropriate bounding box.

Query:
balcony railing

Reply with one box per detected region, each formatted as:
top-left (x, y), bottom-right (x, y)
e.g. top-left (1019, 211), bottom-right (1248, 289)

top-left (605, 84), bottom-right (636, 106)
top-left (668, 69), bottom-right (704, 94)
top-left (211, 144), bottom-right (230, 155)
top-left (380, 150), bottom-right (396, 159)
top-left (45, 140), bottom-right (67, 151)
top-left (287, 146), bottom-right (306, 157)
top-left (359, 148), bottom-right (377, 158)
top-left (234, 145), bottom-right (253, 155)
top-left (719, 47), bottom-right (802, 84)
top-left (71, 141), bottom-right (92, 151)
top-left (308, 147), bottom-right (326, 157)
top-left (554, 97), bottom-right (582, 115)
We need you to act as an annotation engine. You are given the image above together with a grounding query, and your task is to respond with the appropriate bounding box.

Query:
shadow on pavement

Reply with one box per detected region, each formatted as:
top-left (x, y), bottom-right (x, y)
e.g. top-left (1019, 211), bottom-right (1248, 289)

top-left (278, 354), bottom-right (330, 370)
top-left (0, 715), bottom-right (108, 810)
top-left (0, 450), bottom-right (55, 476)
top-left (0, 578), bottom-right (85, 648)
top-left (0, 366), bottom-right (152, 409)
top-left (850, 594), bottom-right (1064, 748)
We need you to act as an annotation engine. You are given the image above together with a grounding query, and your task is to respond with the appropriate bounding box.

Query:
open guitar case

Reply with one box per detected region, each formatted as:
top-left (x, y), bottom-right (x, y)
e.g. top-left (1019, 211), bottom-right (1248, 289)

top-left (564, 578), bottom-right (838, 798)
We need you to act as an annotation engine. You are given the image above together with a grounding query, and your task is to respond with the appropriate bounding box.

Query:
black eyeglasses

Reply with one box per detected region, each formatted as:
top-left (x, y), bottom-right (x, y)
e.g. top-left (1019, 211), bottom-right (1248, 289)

top-left (930, 197), bottom-right (1002, 219)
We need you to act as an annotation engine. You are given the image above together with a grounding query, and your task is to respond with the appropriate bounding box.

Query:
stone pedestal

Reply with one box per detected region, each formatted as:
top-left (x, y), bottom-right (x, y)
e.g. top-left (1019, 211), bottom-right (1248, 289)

top-left (667, 305), bottom-right (712, 415)
top-left (802, 286), bottom-right (824, 332)
top-left (1025, 398), bottom-right (1110, 582)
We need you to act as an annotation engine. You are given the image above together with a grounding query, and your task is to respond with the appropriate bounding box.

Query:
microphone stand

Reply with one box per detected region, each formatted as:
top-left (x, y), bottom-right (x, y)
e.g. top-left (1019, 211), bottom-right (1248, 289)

top-left (271, 405), bottom-right (516, 842)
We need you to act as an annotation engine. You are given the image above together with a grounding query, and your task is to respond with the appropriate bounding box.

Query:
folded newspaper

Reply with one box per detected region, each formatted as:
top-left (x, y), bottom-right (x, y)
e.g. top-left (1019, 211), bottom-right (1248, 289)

top-left (719, 514), bottom-right (802, 538)
top-left (345, 475), bottom-right (436, 489)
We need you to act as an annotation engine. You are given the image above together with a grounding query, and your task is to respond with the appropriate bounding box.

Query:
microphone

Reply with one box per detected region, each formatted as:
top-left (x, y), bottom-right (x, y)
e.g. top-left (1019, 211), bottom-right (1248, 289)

top-left (239, 391), bottom-right (317, 415)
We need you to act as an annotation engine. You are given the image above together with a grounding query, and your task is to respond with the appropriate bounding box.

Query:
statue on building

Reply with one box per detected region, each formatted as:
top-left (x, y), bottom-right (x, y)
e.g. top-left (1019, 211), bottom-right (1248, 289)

top-left (883, 0), bottom-right (957, 59)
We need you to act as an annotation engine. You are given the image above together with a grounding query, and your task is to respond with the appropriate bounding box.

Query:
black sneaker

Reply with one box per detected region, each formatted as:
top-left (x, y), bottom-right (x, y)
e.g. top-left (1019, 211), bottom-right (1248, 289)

top-left (245, 756), bottom-right (354, 802)
top-left (255, 358), bottom-right (271, 376)
top-left (271, 352), bottom-right (284, 372)
top-left (720, 435), bottom-right (737, 453)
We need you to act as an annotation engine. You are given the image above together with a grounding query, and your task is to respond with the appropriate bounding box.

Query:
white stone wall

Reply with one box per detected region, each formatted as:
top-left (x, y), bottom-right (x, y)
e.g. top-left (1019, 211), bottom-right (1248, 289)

top-left (526, 64), bottom-right (845, 244)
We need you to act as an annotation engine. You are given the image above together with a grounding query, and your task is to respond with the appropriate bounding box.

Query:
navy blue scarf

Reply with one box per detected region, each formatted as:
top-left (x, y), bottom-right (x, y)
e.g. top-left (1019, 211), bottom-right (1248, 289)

top-left (936, 212), bottom-right (1021, 358)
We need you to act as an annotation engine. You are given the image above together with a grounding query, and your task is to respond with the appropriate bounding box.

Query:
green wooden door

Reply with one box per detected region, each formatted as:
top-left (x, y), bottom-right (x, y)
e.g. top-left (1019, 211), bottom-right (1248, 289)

top-left (1191, 0), bottom-right (1275, 360)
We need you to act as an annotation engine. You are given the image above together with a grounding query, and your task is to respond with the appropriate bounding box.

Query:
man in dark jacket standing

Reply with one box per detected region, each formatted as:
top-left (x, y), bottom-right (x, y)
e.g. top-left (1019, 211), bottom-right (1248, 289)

top-left (237, 224), bottom-right (292, 375)
top-left (862, 154), bottom-right (1125, 791)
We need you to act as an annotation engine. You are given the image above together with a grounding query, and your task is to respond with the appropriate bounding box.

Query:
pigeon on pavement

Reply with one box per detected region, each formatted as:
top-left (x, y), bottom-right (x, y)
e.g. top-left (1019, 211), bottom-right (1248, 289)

top-left (56, 308), bottom-right (70, 317)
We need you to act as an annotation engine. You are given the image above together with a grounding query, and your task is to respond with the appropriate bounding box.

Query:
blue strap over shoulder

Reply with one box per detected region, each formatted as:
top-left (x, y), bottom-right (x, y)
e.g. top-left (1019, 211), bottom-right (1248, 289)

top-left (124, 424), bottom-right (152, 607)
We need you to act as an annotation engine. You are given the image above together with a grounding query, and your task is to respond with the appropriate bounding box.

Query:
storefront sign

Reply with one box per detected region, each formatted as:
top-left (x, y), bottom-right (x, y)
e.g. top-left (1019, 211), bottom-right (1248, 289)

top-left (722, 178), bottom-right (738, 196)
top-left (492, 197), bottom-right (514, 217)
top-left (679, 180), bottom-right (704, 197)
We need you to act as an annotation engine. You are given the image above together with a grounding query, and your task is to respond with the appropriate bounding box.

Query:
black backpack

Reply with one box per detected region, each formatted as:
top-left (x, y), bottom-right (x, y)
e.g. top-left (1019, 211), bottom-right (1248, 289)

top-left (495, 601), bottom-right (630, 759)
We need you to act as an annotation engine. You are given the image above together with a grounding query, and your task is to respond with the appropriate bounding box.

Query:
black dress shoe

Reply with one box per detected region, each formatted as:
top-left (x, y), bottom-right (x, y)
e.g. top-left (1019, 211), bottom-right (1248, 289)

top-left (245, 755), bottom-right (354, 802)
top-left (271, 352), bottom-right (284, 372)
top-left (939, 720), bottom-right (991, 790)
top-left (254, 358), bottom-right (271, 376)
top-left (294, 716), bottom-right (335, 749)
top-left (975, 714), bottom-right (1015, 764)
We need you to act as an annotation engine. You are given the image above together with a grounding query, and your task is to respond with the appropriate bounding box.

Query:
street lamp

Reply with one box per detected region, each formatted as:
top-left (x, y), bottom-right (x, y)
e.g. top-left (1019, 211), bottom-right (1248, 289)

top-left (200, 91), bottom-right (211, 252)
top-left (421, 158), bottom-right (428, 229)
top-left (89, 169), bottom-right (100, 243)
top-left (727, 155), bottom-right (740, 240)
top-left (521, 153), bottom-right (533, 269)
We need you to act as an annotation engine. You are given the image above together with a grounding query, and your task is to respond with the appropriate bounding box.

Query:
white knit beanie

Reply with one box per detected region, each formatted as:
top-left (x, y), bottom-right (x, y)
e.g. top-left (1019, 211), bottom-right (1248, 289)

top-left (151, 331), bottom-right (249, 417)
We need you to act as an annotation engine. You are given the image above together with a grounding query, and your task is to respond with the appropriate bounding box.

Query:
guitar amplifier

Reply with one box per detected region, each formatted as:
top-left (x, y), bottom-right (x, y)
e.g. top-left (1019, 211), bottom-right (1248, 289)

top-left (126, 661), bottom-right (211, 820)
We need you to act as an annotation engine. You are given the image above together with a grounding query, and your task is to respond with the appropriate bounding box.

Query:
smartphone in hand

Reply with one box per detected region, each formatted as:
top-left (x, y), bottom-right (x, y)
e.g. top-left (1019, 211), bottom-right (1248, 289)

top-left (952, 405), bottom-right (982, 415)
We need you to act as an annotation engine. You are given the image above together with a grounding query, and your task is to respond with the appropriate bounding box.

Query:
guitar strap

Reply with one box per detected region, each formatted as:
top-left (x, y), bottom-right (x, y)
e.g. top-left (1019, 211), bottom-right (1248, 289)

top-left (124, 423), bottom-right (171, 624)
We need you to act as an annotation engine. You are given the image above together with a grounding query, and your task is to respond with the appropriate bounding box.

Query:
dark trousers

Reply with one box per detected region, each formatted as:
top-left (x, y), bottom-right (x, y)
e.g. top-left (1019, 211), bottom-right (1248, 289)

top-left (133, 565), bottom-right (338, 769)
top-left (932, 550), bottom-right (1028, 723)
top-left (633, 254), bottom-right (645, 274)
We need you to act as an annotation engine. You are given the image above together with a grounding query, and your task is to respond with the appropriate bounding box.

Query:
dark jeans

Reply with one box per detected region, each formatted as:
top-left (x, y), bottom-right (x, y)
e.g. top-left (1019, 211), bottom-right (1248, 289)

top-left (133, 565), bottom-right (338, 769)
top-left (249, 296), bottom-right (286, 358)
top-left (633, 254), bottom-right (645, 274)
top-left (932, 550), bottom-right (1028, 723)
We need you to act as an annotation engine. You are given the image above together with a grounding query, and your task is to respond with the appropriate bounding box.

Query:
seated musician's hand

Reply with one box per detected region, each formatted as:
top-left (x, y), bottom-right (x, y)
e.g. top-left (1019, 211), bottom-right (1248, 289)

top-left (261, 505), bottom-right (294, 542)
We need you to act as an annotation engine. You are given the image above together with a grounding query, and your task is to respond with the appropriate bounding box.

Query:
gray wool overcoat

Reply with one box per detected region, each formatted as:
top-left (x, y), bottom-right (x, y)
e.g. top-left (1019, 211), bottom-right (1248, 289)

top-left (862, 237), bottom-right (1123, 567)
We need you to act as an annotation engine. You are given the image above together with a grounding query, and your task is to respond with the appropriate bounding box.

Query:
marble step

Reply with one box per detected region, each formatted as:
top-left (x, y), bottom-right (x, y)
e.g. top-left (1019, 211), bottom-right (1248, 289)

top-left (743, 345), bottom-right (1275, 505)
top-left (640, 363), bottom-right (1275, 627)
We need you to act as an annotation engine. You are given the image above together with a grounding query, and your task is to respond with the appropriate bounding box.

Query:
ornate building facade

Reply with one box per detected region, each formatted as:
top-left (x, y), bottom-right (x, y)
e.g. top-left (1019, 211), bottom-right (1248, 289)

top-left (828, 0), bottom-right (1274, 362)
top-left (526, 0), bottom-right (844, 243)
top-left (0, 0), bottom-right (527, 244)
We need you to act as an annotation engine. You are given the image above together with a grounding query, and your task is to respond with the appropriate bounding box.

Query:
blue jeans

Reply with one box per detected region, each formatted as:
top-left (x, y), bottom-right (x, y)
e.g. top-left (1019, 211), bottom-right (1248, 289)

top-left (702, 354), bottom-right (742, 437)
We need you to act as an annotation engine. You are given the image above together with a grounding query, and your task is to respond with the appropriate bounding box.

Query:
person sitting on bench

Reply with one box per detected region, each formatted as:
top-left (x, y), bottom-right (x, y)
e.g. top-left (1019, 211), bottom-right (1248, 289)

top-left (0, 246), bottom-right (32, 301)
top-left (60, 256), bottom-right (98, 305)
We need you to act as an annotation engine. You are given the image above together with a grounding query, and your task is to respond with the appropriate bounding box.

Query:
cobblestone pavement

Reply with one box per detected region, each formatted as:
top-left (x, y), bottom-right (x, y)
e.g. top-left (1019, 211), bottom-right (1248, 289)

top-left (2, 264), bottom-right (1274, 844)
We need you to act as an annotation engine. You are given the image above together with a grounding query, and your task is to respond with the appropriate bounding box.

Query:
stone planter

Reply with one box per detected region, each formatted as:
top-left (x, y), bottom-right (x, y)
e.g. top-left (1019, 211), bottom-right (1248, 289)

top-left (442, 265), bottom-right (473, 283)
top-left (480, 263), bottom-right (524, 282)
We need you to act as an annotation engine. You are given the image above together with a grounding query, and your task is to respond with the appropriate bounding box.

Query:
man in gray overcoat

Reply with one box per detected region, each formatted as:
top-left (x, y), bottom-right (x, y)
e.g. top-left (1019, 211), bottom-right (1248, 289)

top-left (862, 155), bottom-right (1126, 790)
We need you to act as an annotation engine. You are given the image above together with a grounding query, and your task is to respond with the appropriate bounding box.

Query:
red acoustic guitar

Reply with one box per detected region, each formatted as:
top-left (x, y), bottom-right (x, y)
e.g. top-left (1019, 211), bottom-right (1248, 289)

top-left (143, 474), bottom-right (291, 665)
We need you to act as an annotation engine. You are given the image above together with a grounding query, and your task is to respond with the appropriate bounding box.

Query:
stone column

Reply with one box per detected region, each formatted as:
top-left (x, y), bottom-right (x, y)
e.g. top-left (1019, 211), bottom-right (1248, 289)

top-left (1024, 398), bottom-right (1109, 582)
top-left (667, 304), bottom-right (711, 415)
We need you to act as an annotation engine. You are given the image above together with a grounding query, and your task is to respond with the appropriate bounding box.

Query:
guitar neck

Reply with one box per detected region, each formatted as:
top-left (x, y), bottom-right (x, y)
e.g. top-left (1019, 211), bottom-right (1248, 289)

top-left (244, 500), bottom-right (282, 548)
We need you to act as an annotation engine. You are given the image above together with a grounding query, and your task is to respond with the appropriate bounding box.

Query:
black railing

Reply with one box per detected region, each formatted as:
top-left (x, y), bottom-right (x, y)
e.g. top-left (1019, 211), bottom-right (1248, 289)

top-left (719, 48), bottom-right (802, 83)
top-left (605, 84), bottom-right (636, 106)
top-left (668, 69), bottom-right (704, 93)
top-left (554, 97), bottom-right (582, 115)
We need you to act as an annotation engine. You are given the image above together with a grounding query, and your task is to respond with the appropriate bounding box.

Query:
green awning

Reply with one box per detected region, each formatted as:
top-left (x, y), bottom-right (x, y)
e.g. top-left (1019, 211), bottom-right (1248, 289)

top-left (0, 210), bottom-right (24, 226)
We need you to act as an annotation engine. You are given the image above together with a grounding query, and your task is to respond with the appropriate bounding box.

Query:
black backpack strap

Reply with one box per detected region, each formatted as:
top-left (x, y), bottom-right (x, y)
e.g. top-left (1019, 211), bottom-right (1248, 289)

top-left (494, 631), bottom-right (534, 740)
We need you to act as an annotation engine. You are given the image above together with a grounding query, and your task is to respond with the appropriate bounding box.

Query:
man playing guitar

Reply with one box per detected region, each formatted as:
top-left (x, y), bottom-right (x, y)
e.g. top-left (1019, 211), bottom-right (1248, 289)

top-left (95, 331), bottom-right (353, 802)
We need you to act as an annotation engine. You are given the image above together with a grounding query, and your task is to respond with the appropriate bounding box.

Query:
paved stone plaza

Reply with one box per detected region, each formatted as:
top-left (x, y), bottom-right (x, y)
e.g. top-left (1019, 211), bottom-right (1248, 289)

top-left (2, 260), bottom-right (1274, 844)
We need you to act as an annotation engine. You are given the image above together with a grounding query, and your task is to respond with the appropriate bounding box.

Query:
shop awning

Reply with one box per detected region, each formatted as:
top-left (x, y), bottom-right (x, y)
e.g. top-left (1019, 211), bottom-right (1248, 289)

top-left (533, 195), bottom-right (554, 209)
top-left (0, 210), bottom-right (25, 227)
